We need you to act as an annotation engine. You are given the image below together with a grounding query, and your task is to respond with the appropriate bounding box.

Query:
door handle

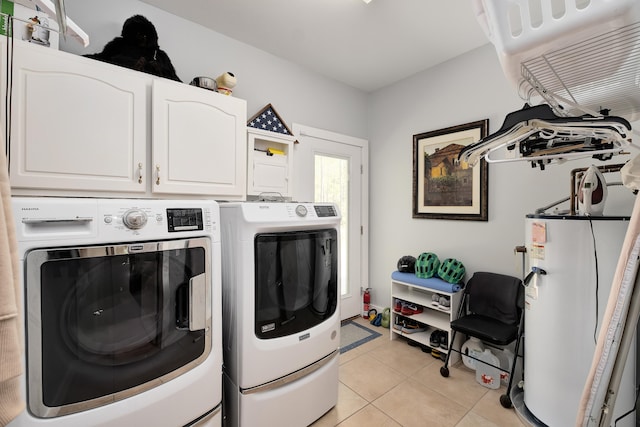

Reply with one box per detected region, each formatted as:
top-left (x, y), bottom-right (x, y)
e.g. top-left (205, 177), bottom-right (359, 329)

top-left (188, 273), bottom-right (207, 331)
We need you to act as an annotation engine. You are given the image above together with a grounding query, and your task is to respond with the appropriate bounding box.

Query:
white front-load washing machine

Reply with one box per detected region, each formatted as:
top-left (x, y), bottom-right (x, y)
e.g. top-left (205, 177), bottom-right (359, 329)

top-left (9, 197), bottom-right (223, 427)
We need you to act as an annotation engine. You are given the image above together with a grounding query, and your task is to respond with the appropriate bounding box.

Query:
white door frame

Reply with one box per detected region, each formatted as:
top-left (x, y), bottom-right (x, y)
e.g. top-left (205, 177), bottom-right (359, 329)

top-left (292, 123), bottom-right (368, 321)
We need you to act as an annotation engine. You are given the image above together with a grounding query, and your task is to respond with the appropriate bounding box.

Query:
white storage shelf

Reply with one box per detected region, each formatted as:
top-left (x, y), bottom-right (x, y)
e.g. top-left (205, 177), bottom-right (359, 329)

top-left (390, 278), bottom-right (463, 364)
top-left (247, 128), bottom-right (295, 198)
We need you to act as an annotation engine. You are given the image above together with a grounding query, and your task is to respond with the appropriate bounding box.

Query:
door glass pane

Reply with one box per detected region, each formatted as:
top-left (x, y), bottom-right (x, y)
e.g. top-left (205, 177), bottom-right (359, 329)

top-left (254, 229), bottom-right (338, 339)
top-left (314, 154), bottom-right (349, 296)
top-left (35, 245), bottom-right (207, 409)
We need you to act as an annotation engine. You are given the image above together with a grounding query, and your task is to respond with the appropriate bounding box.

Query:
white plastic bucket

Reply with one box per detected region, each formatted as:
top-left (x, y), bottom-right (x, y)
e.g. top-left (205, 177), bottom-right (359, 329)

top-left (475, 348), bottom-right (501, 389)
top-left (494, 348), bottom-right (515, 385)
top-left (461, 337), bottom-right (485, 370)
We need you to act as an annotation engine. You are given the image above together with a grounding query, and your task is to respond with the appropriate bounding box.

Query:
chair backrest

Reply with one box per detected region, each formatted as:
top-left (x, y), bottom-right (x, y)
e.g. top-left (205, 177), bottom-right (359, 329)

top-left (465, 271), bottom-right (523, 325)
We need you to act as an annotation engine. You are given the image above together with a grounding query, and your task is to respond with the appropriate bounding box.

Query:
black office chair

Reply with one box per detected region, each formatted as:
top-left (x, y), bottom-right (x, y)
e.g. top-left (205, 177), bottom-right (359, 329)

top-left (439, 271), bottom-right (525, 408)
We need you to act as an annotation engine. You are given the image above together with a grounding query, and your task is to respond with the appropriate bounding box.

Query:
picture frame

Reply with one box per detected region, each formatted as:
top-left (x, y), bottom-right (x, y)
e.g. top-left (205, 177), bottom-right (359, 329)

top-left (412, 119), bottom-right (489, 221)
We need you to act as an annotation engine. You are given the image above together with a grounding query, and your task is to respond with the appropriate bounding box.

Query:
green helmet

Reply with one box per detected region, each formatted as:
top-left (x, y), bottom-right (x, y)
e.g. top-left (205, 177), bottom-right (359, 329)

top-left (437, 258), bottom-right (465, 284)
top-left (415, 252), bottom-right (440, 278)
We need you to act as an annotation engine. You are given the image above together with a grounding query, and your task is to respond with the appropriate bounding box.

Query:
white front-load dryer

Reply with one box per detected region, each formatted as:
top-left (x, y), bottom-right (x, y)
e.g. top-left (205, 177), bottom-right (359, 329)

top-left (220, 202), bottom-right (341, 427)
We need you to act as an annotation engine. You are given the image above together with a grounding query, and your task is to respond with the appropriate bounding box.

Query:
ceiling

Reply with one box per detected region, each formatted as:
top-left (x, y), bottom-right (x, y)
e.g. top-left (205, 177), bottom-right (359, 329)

top-left (139, 0), bottom-right (491, 92)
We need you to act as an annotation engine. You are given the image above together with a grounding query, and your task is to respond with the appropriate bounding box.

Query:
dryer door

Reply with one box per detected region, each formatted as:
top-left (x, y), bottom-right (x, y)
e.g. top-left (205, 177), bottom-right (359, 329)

top-left (254, 228), bottom-right (338, 339)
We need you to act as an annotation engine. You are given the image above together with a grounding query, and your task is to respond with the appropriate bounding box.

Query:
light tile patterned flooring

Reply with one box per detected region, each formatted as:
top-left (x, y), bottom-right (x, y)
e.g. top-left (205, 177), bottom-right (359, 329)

top-left (312, 317), bottom-right (526, 427)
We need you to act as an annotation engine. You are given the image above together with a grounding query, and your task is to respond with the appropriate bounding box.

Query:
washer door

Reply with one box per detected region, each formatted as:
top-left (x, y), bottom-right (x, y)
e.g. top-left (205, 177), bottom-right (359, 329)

top-left (25, 238), bottom-right (212, 418)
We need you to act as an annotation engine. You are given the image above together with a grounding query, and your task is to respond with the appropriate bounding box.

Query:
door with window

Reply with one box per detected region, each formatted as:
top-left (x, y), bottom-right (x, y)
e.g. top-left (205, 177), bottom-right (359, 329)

top-left (292, 124), bottom-right (368, 320)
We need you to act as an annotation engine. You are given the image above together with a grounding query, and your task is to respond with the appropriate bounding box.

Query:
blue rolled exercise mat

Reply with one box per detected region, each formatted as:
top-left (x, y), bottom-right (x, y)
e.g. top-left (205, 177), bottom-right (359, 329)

top-left (391, 271), bottom-right (462, 292)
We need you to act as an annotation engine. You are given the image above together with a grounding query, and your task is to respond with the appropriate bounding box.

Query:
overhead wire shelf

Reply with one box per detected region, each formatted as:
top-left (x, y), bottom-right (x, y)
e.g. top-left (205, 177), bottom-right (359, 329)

top-left (518, 22), bottom-right (640, 120)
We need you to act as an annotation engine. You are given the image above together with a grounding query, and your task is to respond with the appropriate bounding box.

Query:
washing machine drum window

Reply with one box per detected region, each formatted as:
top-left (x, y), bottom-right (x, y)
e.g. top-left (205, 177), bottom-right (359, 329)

top-left (60, 254), bottom-right (192, 364)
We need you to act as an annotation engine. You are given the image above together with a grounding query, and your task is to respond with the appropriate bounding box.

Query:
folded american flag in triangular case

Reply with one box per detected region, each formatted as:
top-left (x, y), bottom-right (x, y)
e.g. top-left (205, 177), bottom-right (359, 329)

top-left (247, 104), bottom-right (293, 135)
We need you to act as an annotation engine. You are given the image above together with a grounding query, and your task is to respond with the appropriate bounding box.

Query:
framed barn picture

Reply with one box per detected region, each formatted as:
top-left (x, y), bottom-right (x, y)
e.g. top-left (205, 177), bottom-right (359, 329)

top-left (412, 119), bottom-right (489, 221)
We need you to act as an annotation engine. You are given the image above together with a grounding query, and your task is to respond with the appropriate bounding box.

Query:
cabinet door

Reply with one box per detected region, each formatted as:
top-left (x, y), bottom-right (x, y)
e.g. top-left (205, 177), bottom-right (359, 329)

top-left (152, 79), bottom-right (247, 198)
top-left (9, 41), bottom-right (148, 193)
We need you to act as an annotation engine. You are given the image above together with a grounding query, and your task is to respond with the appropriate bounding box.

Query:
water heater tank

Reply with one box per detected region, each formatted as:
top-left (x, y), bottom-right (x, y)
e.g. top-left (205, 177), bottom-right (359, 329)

top-left (523, 215), bottom-right (635, 427)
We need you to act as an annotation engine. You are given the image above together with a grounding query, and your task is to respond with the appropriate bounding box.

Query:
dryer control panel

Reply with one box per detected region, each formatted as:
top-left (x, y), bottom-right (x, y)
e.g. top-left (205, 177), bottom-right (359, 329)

top-left (220, 202), bottom-right (340, 234)
top-left (314, 205), bottom-right (337, 217)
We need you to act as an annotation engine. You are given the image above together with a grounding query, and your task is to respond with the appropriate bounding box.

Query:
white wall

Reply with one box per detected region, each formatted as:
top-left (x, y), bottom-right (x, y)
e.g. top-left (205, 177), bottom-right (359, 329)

top-left (367, 43), bottom-right (638, 307)
top-left (59, 1), bottom-right (639, 309)
top-left (60, 0), bottom-right (368, 139)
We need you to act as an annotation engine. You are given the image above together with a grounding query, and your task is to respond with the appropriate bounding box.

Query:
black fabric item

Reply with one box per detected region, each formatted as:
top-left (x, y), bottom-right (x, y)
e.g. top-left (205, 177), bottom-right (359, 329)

top-left (84, 15), bottom-right (181, 82)
top-left (465, 271), bottom-right (522, 325)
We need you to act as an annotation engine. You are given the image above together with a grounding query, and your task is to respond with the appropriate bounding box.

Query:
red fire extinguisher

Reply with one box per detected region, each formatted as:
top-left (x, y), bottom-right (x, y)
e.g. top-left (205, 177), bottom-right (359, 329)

top-left (362, 288), bottom-right (371, 318)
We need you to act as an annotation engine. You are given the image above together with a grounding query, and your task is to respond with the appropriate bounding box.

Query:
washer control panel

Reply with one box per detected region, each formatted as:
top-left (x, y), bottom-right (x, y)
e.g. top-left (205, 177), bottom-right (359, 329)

top-left (103, 205), bottom-right (206, 234)
top-left (166, 208), bottom-right (204, 232)
top-left (12, 198), bottom-right (219, 244)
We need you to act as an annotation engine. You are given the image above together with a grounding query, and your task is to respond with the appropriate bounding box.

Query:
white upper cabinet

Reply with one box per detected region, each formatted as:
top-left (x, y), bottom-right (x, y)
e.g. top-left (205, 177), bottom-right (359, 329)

top-left (9, 40), bottom-right (148, 193)
top-left (6, 40), bottom-right (247, 200)
top-left (152, 79), bottom-right (246, 197)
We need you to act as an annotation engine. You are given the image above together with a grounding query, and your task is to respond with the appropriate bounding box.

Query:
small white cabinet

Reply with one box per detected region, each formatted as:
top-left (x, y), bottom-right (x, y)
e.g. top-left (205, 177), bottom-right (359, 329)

top-left (247, 127), bottom-right (295, 198)
top-left (390, 277), bottom-right (462, 364)
top-left (6, 39), bottom-right (247, 199)
top-left (152, 79), bottom-right (246, 197)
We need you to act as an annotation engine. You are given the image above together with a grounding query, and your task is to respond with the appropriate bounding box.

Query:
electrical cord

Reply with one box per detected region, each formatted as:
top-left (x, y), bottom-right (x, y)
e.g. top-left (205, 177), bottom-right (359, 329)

top-left (588, 217), bottom-right (600, 344)
top-left (5, 15), bottom-right (13, 169)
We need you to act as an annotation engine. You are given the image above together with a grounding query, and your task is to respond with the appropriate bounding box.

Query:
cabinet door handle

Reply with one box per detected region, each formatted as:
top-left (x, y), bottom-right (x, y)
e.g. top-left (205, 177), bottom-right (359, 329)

top-left (137, 162), bottom-right (143, 184)
top-left (155, 165), bottom-right (161, 185)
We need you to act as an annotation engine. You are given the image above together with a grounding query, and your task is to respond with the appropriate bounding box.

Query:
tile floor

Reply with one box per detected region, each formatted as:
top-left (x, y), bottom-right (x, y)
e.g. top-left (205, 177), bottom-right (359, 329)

top-left (312, 317), bottom-right (526, 427)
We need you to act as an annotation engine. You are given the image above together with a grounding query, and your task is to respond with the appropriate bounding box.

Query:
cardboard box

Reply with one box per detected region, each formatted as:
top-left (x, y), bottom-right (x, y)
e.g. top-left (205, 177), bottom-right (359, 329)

top-left (0, 0), bottom-right (59, 48)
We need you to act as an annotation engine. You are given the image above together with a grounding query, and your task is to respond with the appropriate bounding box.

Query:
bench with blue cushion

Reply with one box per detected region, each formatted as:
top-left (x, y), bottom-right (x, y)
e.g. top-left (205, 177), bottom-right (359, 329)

top-left (391, 271), bottom-right (463, 293)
